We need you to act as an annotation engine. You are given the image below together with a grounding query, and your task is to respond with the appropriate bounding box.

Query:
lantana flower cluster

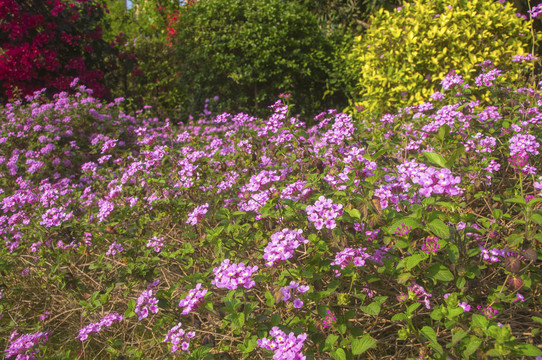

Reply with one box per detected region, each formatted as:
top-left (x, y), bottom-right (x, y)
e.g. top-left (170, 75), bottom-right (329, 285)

top-left (331, 247), bottom-right (371, 276)
top-left (146, 236), bottom-right (164, 253)
top-left (280, 281), bottom-right (310, 309)
top-left (410, 166), bottom-right (463, 198)
top-left (306, 196), bottom-right (343, 230)
top-left (263, 228), bottom-right (308, 267)
top-left (480, 247), bottom-right (505, 263)
top-left (135, 289), bottom-right (159, 321)
top-left (257, 327), bottom-right (308, 360)
top-left (407, 282), bottom-right (433, 310)
top-left (178, 283), bottom-right (208, 315)
top-left (5, 330), bottom-right (50, 360)
top-left (76, 313), bottom-right (124, 341)
top-left (186, 203), bottom-right (209, 225)
top-left (162, 322), bottom-right (195, 353)
top-left (212, 259), bottom-right (258, 290)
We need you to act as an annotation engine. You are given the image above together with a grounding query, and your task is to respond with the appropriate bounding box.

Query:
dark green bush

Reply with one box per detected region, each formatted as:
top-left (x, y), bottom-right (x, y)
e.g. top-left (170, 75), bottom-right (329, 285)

top-left (172, 0), bottom-right (336, 119)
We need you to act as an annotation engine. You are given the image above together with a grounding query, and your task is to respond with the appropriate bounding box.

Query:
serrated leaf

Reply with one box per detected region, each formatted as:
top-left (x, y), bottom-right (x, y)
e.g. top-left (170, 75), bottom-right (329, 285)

top-left (428, 264), bottom-right (454, 282)
top-left (360, 301), bottom-right (381, 316)
top-left (351, 333), bottom-right (377, 355)
top-left (345, 208), bottom-right (361, 219)
top-left (517, 344), bottom-right (542, 356)
top-left (332, 348), bottom-right (347, 360)
top-left (421, 326), bottom-right (443, 354)
top-left (324, 334), bottom-right (339, 352)
top-left (405, 254), bottom-right (424, 270)
top-left (423, 152), bottom-right (448, 168)
top-left (504, 195), bottom-right (526, 205)
top-left (427, 218), bottom-right (450, 239)
top-left (471, 314), bottom-right (489, 330)
top-left (464, 336), bottom-right (482, 357)
top-left (446, 144), bottom-right (465, 168)
top-left (451, 329), bottom-right (468, 345)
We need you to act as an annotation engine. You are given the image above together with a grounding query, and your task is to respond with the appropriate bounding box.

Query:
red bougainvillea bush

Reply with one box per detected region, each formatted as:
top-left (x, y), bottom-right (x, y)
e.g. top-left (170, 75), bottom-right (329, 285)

top-left (0, 0), bottom-right (115, 102)
top-left (0, 60), bottom-right (541, 359)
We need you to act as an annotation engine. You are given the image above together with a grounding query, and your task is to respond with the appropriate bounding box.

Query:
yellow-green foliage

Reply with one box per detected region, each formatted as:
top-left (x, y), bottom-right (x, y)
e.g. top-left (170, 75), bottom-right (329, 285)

top-left (348, 0), bottom-right (534, 114)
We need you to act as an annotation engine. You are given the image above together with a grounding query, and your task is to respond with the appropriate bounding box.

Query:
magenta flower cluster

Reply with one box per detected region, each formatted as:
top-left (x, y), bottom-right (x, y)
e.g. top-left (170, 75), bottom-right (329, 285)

top-left (322, 310), bottom-right (337, 328)
top-left (529, 3), bottom-right (542, 18)
top-left (263, 228), bottom-right (307, 267)
top-left (306, 196), bottom-right (343, 230)
top-left (178, 283), bottom-right (208, 315)
top-left (331, 247), bottom-right (370, 276)
top-left (162, 322), bottom-right (195, 353)
top-left (480, 247), bottom-right (505, 263)
top-left (280, 281), bottom-right (309, 309)
top-left (257, 327), bottom-right (308, 360)
top-left (135, 289), bottom-right (159, 321)
top-left (421, 237), bottom-right (440, 254)
top-left (212, 259), bottom-right (258, 290)
top-left (411, 167), bottom-right (463, 198)
top-left (407, 282), bottom-right (432, 310)
top-left (5, 330), bottom-right (50, 360)
top-left (186, 203), bottom-right (209, 225)
top-left (146, 236), bottom-right (165, 253)
top-left (75, 313), bottom-right (123, 341)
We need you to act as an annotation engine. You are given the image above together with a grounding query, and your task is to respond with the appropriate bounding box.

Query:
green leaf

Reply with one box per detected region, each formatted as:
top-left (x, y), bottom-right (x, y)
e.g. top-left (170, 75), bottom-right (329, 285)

top-left (391, 313), bottom-right (408, 321)
top-left (517, 344), bottom-right (542, 356)
top-left (405, 254), bottom-right (424, 270)
top-left (423, 152), bottom-right (448, 168)
top-left (421, 326), bottom-right (443, 354)
top-left (351, 334), bottom-right (377, 355)
top-left (345, 208), bottom-right (361, 219)
top-left (360, 301), bottom-right (381, 316)
top-left (450, 329), bottom-right (468, 346)
top-left (324, 334), bottom-right (339, 352)
top-left (504, 196), bottom-right (526, 205)
top-left (428, 264), bottom-right (454, 282)
top-left (124, 299), bottom-right (136, 318)
top-left (471, 314), bottom-right (489, 330)
top-left (464, 336), bottom-right (482, 357)
top-left (530, 213), bottom-right (542, 225)
top-left (446, 144), bottom-right (465, 168)
top-left (265, 290), bottom-right (275, 307)
top-left (427, 218), bottom-right (450, 239)
top-left (332, 348), bottom-right (347, 360)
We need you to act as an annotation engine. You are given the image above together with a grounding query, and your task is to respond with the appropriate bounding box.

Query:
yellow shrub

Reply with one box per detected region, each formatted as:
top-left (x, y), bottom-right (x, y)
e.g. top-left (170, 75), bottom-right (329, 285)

top-left (348, 0), bottom-right (535, 115)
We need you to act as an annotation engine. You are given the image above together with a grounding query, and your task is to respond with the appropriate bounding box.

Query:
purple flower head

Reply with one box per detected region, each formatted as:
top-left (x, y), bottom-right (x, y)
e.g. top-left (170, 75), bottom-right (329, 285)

top-left (257, 327), bottom-right (307, 360)
top-left (529, 3), bottom-right (542, 18)
top-left (323, 310), bottom-right (337, 328)
top-left (407, 282), bottom-right (432, 309)
top-left (5, 331), bottom-right (50, 360)
top-left (179, 283), bottom-right (208, 315)
top-left (162, 322), bottom-right (195, 353)
top-left (331, 247), bottom-right (371, 276)
top-left (212, 259), bottom-right (258, 290)
top-left (135, 289), bottom-right (159, 321)
top-left (421, 237), bottom-right (440, 254)
top-left (76, 313), bottom-right (123, 341)
top-left (280, 281), bottom-right (310, 309)
top-left (306, 196), bottom-right (343, 231)
top-left (186, 204), bottom-right (209, 225)
top-left (146, 236), bottom-right (164, 253)
top-left (263, 228), bottom-right (307, 267)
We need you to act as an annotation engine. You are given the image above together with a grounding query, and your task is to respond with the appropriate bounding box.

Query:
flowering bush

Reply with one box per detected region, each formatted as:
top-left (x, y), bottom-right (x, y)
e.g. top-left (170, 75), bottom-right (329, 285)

top-left (1, 38), bottom-right (542, 360)
top-left (0, 0), bottom-right (116, 101)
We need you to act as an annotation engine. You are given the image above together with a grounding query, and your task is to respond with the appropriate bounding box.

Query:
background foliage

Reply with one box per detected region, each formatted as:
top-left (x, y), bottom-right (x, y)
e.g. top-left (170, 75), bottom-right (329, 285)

top-left (170, 0), bottom-right (337, 120)
top-left (347, 0), bottom-right (536, 115)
